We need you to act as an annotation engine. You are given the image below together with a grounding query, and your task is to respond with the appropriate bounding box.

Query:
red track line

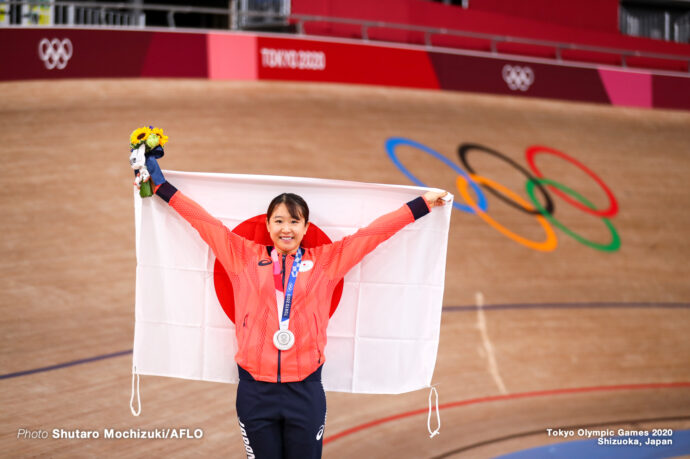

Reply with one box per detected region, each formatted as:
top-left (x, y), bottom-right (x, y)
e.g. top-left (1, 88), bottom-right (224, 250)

top-left (323, 381), bottom-right (690, 445)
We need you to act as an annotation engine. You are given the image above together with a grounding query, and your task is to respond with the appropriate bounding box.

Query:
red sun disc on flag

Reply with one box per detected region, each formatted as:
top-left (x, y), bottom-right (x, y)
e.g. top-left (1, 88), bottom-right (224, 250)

top-left (213, 214), bottom-right (344, 324)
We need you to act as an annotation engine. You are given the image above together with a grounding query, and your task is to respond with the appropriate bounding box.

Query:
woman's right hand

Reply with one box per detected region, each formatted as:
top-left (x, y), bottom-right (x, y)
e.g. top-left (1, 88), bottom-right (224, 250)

top-left (133, 169), bottom-right (150, 189)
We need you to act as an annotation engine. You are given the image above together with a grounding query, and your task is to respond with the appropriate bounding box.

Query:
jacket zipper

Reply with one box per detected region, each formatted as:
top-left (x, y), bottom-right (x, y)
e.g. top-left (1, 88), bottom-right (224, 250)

top-left (277, 253), bottom-right (287, 383)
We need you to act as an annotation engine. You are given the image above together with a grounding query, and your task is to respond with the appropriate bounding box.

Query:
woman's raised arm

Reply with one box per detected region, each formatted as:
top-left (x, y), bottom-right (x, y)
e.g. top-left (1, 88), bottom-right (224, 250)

top-left (314, 191), bottom-right (448, 280)
top-left (136, 156), bottom-right (255, 275)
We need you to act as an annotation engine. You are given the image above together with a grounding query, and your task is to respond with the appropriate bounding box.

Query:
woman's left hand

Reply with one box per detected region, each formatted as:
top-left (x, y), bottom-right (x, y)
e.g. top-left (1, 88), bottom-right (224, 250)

top-left (423, 190), bottom-right (449, 208)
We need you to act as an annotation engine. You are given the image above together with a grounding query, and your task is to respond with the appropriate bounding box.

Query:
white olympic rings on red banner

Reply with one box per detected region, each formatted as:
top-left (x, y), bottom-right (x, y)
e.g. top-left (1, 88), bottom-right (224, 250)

top-left (38, 38), bottom-right (73, 70)
top-left (502, 64), bottom-right (534, 91)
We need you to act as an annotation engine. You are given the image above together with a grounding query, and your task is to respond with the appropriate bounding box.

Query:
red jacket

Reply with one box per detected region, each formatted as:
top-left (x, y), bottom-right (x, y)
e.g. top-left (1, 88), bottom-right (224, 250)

top-left (155, 182), bottom-right (430, 383)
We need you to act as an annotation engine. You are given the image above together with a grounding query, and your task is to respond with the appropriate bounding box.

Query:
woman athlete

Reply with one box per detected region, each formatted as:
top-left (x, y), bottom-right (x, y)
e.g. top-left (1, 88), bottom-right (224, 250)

top-left (136, 155), bottom-right (447, 459)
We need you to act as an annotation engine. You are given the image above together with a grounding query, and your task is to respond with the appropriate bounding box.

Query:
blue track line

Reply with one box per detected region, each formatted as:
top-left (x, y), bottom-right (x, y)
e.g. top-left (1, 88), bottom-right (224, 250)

top-left (0, 349), bottom-right (132, 380)
top-left (1, 301), bottom-right (688, 380)
top-left (444, 301), bottom-right (690, 312)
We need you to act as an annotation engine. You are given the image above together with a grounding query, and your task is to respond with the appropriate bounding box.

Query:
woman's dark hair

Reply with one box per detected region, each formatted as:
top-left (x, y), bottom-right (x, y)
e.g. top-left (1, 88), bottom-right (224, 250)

top-left (267, 193), bottom-right (310, 223)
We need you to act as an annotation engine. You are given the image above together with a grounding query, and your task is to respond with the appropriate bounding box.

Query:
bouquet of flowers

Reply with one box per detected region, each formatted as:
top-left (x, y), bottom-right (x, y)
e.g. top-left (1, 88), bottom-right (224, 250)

top-left (129, 126), bottom-right (168, 198)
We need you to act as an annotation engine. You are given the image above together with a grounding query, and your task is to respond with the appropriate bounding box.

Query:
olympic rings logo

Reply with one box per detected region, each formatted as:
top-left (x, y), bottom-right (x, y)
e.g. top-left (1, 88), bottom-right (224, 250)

top-left (38, 38), bottom-right (73, 70)
top-left (502, 64), bottom-right (534, 92)
top-left (385, 137), bottom-right (621, 253)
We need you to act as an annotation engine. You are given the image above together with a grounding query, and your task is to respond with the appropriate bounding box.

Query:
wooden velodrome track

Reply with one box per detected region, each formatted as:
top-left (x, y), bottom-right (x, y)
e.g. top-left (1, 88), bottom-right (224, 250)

top-left (1, 79), bottom-right (689, 458)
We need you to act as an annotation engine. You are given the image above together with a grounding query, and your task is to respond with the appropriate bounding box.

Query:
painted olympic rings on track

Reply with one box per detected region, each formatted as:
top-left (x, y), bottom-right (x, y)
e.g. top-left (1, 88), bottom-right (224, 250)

top-left (526, 145), bottom-right (619, 218)
top-left (526, 178), bottom-right (621, 252)
top-left (457, 175), bottom-right (558, 252)
top-left (458, 143), bottom-right (555, 216)
top-left (385, 137), bottom-right (487, 214)
top-left (385, 137), bottom-right (621, 252)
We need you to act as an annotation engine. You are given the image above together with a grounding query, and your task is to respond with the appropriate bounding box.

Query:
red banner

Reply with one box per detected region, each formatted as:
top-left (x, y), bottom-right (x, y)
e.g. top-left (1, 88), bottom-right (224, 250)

top-left (2, 28), bottom-right (689, 110)
top-left (1, 28), bottom-right (207, 81)
top-left (256, 36), bottom-right (439, 90)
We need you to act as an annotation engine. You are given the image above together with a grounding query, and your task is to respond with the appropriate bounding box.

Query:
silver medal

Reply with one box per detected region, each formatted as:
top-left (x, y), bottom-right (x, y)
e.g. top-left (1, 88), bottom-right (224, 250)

top-left (273, 329), bottom-right (295, 351)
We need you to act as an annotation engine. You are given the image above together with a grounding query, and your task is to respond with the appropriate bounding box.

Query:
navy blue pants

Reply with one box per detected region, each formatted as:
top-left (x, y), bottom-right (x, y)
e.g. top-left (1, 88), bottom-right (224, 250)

top-left (236, 365), bottom-right (327, 459)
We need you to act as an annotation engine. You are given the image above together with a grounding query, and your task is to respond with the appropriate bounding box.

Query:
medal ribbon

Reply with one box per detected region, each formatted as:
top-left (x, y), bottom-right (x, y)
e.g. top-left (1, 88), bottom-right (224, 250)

top-left (270, 247), bottom-right (302, 332)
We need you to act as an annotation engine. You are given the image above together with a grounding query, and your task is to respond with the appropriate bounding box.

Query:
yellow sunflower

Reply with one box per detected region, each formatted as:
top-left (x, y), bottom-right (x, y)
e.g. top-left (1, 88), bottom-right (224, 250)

top-left (151, 127), bottom-right (169, 147)
top-left (130, 126), bottom-right (152, 148)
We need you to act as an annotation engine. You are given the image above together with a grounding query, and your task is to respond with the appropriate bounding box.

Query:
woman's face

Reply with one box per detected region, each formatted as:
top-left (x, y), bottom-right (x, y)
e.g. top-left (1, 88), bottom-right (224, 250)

top-left (266, 203), bottom-right (310, 255)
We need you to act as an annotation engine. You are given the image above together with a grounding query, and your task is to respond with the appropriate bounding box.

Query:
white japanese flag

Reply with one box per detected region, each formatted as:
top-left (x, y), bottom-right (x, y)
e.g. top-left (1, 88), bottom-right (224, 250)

top-left (133, 171), bottom-right (452, 394)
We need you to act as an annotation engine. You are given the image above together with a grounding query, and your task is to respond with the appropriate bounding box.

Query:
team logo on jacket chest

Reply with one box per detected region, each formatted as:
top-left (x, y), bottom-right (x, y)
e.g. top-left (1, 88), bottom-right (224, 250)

top-left (299, 260), bottom-right (314, 272)
top-left (258, 259), bottom-right (272, 266)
